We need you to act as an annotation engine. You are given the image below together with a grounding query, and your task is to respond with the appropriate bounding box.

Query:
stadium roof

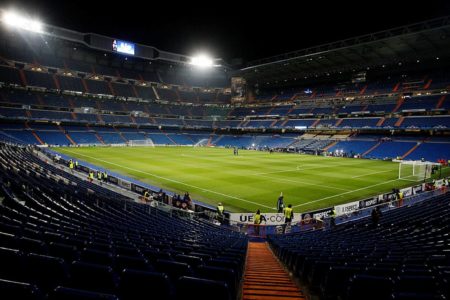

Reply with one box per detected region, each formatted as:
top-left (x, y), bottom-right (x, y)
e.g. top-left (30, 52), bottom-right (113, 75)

top-left (238, 16), bottom-right (450, 84)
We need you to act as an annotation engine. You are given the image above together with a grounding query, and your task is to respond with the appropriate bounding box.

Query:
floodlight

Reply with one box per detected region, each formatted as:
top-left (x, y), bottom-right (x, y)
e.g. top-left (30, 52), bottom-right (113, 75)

top-left (3, 11), bottom-right (43, 33)
top-left (190, 54), bottom-right (214, 68)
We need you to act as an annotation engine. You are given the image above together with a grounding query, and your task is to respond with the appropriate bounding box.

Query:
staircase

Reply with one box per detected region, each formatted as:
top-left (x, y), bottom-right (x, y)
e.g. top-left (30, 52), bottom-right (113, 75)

top-left (436, 95), bottom-right (446, 109)
top-left (401, 142), bottom-right (421, 159)
top-left (280, 119), bottom-right (289, 127)
top-left (394, 116), bottom-right (405, 127)
top-left (311, 119), bottom-right (320, 127)
top-left (53, 74), bottom-right (61, 90)
top-left (18, 69), bottom-right (28, 86)
top-left (270, 120), bottom-right (278, 127)
top-left (108, 82), bottom-right (116, 96)
top-left (131, 85), bottom-right (139, 98)
top-left (359, 85), bottom-right (368, 95)
top-left (31, 131), bottom-right (44, 145)
top-left (160, 130), bottom-right (177, 145)
top-left (95, 133), bottom-right (105, 145)
top-left (335, 119), bottom-right (343, 127)
top-left (362, 141), bottom-right (381, 157)
top-left (81, 78), bottom-right (89, 93)
top-left (323, 140), bottom-right (338, 151)
top-left (392, 95), bottom-right (404, 113)
top-left (423, 79), bottom-right (432, 89)
top-left (242, 242), bottom-right (305, 300)
top-left (58, 125), bottom-right (76, 145)
top-left (376, 117), bottom-right (386, 127)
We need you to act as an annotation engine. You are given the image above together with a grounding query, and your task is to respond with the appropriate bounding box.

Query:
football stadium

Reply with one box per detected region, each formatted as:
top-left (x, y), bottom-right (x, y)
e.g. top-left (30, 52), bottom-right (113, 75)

top-left (0, 3), bottom-right (450, 300)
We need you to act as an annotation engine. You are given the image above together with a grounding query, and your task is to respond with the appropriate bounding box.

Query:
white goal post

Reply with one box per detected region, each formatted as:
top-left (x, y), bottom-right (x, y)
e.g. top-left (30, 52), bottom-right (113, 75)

top-left (128, 139), bottom-right (155, 147)
top-left (398, 160), bottom-right (439, 181)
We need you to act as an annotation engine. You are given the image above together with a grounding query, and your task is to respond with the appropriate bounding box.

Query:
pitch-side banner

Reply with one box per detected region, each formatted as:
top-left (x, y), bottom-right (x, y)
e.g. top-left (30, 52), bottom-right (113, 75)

top-left (335, 201), bottom-right (360, 216)
top-left (229, 213), bottom-right (301, 225)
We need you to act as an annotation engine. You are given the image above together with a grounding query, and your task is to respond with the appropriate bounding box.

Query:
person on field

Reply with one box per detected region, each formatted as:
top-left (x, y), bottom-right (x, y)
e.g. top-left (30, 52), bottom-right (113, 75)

top-left (277, 192), bottom-right (284, 213)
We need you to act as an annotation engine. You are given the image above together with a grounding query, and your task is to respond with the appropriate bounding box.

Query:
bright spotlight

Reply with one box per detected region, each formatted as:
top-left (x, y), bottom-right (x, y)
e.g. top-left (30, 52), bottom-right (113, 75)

top-left (3, 11), bottom-right (43, 33)
top-left (190, 54), bottom-right (214, 68)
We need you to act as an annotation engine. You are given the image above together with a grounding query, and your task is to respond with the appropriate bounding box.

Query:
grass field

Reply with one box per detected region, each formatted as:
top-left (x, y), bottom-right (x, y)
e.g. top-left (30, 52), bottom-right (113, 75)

top-left (53, 146), bottom-right (447, 213)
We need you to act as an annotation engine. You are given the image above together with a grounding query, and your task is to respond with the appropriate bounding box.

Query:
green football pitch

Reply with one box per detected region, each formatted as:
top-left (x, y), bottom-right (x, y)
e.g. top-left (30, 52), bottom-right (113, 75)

top-left (53, 146), bottom-right (447, 213)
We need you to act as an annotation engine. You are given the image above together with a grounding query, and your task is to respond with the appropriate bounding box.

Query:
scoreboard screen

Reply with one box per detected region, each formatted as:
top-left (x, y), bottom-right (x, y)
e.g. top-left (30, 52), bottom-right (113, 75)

top-left (112, 39), bottom-right (135, 55)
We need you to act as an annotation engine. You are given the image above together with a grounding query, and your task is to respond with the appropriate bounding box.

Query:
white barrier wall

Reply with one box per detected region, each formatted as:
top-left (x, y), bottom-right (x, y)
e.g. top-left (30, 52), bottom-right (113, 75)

top-left (229, 213), bottom-right (301, 225)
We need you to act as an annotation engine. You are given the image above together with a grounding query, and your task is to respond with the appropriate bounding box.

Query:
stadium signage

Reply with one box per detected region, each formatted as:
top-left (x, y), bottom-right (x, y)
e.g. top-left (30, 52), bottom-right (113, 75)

top-left (229, 213), bottom-right (301, 225)
top-left (301, 207), bottom-right (334, 221)
top-left (359, 197), bottom-right (379, 208)
top-left (335, 201), bottom-right (360, 216)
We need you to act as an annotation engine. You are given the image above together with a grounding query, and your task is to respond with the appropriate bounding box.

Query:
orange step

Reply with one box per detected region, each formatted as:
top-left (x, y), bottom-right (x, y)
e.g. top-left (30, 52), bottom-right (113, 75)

top-left (362, 141), bottom-right (381, 157)
top-left (242, 242), bottom-right (304, 300)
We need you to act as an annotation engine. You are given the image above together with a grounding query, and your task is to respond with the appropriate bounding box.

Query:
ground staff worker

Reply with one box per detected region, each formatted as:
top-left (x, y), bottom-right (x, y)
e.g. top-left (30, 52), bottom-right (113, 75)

top-left (254, 209), bottom-right (264, 236)
top-left (217, 203), bottom-right (224, 224)
top-left (283, 204), bottom-right (293, 233)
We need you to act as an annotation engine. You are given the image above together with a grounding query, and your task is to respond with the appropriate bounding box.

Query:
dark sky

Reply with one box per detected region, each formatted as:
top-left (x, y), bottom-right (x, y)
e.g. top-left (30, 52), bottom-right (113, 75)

top-left (3, 0), bottom-right (450, 64)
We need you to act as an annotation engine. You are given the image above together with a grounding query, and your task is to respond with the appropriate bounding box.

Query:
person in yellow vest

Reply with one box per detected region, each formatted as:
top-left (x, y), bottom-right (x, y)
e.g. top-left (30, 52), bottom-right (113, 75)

top-left (254, 209), bottom-right (264, 236)
top-left (102, 171), bottom-right (108, 183)
top-left (69, 160), bottom-right (74, 173)
top-left (216, 203), bottom-right (224, 224)
top-left (143, 190), bottom-right (150, 202)
top-left (283, 204), bottom-right (293, 233)
top-left (75, 161), bottom-right (79, 169)
top-left (88, 171), bottom-right (94, 183)
top-left (329, 208), bottom-right (337, 228)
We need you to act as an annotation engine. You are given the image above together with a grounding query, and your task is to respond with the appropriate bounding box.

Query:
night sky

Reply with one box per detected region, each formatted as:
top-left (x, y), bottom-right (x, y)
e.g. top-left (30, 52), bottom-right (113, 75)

top-left (3, 0), bottom-right (450, 64)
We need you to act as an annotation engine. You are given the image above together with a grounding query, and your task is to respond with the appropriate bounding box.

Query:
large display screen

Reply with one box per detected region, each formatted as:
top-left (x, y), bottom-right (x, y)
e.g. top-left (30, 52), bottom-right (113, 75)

top-left (112, 39), bottom-right (135, 55)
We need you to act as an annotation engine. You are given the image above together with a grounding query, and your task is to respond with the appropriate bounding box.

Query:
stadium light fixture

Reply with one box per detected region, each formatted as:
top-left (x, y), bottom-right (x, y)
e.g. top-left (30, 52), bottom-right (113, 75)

top-left (3, 11), bottom-right (43, 33)
top-left (190, 54), bottom-right (214, 68)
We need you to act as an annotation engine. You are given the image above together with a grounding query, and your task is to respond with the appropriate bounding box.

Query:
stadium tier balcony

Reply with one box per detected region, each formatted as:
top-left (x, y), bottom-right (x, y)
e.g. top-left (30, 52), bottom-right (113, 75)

top-left (178, 90), bottom-right (198, 103)
top-left (23, 70), bottom-right (56, 90)
top-left (283, 119), bottom-right (316, 128)
top-left (1, 90), bottom-right (40, 106)
top-left (65, 59), bottom-right (94, 74)
top-left (0, 107), bottom-right (27, 119)
top-left (30, 110), bottom-right (73, 121)
top-left (134, 86), bottom-right (156, 100)
top-left (57, 75), bottom-right (85, 92)
top-left (0, 66), bottom-right (22, 86)
top-left (85, 79), bottom-right (111, 95)
top-left (338, 118), bottom-right (381, 128)
top-left (216, 93), bottom-right (231, 103)
top-left (399, 95), bottom-right (441, 111)
top-left (111, 83), bottom-right (135, 98)
top-left (156, 87), bottom-right (178, 102)
top-left (42, 94), bottom-right (71, 108)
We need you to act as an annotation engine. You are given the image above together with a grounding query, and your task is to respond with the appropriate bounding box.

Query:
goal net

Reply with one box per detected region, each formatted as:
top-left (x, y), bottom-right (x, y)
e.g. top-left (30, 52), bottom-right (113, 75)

top-left (194, 139), bottom-right (209, 147)
top-left (128, 139), bottom-right (155, 147)
top-left (398, 160), bottom-right (435, 181)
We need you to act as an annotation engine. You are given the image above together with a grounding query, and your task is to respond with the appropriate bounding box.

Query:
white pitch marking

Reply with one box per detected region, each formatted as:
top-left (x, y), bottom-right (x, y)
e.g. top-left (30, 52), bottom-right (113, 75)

top-left (351, 169), bottom-right (392, 178)
top-left (293, 177), bottom-right (418, 208)
top-left (60, 149), bottom-right (276, 210)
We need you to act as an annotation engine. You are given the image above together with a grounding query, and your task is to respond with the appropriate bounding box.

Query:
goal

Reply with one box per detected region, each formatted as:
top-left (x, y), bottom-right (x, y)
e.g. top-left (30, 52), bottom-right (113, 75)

top-left (398, 160), bottom-right (435, 181)
top-left (128, 139), bottom-right (155, 147)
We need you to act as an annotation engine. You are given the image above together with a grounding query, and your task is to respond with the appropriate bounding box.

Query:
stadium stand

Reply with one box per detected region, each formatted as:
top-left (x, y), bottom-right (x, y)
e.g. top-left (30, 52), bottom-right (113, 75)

top-left (1, 11), bottom-right (450, 300)
top-left (268, 193), bottom-right (450, 300)
top-left (0, 143), bottom-right (247, 300)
